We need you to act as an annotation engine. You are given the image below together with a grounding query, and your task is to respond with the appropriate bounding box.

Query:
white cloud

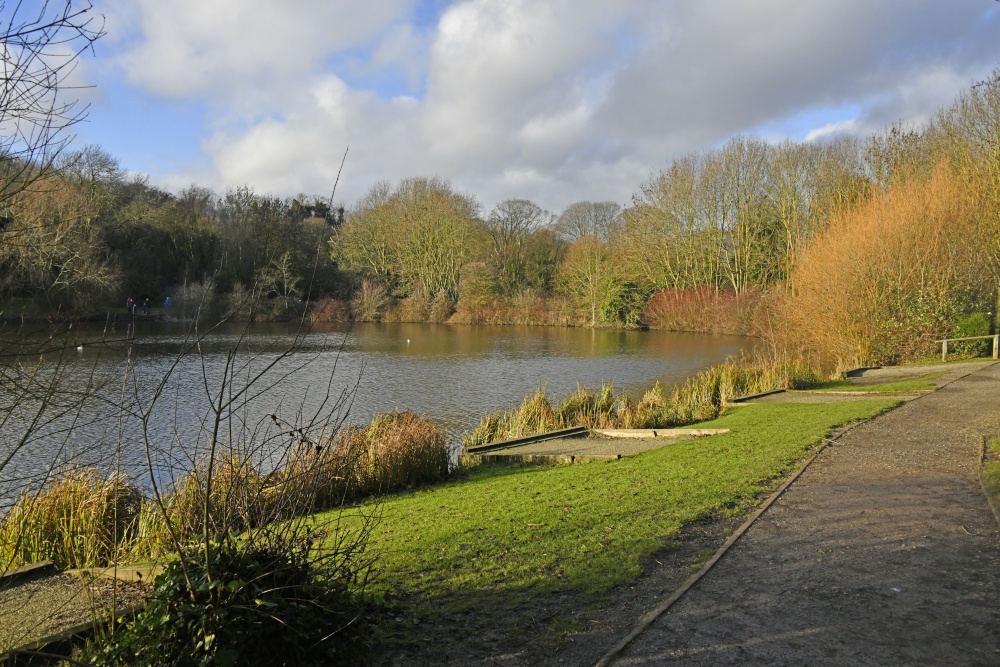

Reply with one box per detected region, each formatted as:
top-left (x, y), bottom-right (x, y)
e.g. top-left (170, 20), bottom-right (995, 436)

top-left (99, 0), bottom-right (1000, 213)
top-left (355, 23), bottom-right (430, 92)
top-left (107, 0), bottom-right (414, 100)
top-left (804, 119), bottom-right (860, 143)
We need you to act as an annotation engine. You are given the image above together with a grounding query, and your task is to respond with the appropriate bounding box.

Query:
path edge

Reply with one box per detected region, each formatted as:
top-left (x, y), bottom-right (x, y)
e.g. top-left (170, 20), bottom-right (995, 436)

top-left (593, 406), bottom-right (893, 667)
top-left (980, 436), bottom-right (1000, 531)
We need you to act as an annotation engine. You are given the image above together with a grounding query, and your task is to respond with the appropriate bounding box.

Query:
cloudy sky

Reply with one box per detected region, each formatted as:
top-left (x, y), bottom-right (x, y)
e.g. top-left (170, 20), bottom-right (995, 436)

top-left (72, 0), bottom-right (999, 214)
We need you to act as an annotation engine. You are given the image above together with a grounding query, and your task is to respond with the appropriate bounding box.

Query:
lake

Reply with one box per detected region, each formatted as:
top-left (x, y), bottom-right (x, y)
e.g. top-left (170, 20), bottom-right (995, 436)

top-left (0, 321), bottom-right (752, 501)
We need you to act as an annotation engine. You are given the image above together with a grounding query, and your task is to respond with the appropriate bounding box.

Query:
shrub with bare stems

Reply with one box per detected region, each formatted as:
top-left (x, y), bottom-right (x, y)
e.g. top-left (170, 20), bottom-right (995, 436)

top-left (789, 166), bottom-right (996, 373)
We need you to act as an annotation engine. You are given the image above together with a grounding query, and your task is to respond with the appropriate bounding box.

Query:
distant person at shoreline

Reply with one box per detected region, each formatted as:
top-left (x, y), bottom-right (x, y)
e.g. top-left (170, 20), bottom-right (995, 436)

top-left (126, 297), bottom-right (134, 314)
top-left (141, 298), bottom-right (149, 315)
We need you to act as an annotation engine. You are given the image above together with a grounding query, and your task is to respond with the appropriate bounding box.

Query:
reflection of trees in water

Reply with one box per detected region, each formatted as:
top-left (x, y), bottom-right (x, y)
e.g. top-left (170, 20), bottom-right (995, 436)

top-left (0, 323), bottom-right (753, 508)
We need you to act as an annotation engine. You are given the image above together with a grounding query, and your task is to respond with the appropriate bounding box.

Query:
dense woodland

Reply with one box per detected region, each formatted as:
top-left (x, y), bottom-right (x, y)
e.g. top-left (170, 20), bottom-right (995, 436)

top-left (1, 70), bottom-right (999, 372)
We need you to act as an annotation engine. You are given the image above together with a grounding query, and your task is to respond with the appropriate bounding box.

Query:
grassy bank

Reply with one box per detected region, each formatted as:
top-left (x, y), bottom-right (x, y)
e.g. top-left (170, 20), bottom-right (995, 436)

top-left (463, 358), bottom-right (821, 447)
top-left (318, 400), bottom-right (898, 654)
top-left (984, 437), bottom-right (1000, 516)
top-left (807, 373), bottom-right (944, 393)
top-left (0, 411), bottom-right (449, 570)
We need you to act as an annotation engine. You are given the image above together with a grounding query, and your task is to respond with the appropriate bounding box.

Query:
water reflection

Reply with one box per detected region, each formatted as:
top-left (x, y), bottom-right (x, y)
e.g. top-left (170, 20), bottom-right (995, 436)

top-left (1, 321), bottom-right (752, 500)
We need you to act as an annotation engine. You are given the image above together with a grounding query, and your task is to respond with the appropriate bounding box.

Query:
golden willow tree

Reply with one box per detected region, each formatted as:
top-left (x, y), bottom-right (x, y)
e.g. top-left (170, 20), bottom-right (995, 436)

top-left (789, 166), bottom-right (994, 372)
top-left (784, 70), bottom-right (1000, 371)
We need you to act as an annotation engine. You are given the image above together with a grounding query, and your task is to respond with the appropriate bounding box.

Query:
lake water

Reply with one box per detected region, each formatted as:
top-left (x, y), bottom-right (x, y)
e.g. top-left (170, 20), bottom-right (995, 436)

top-left (0, 321), bottom-right (752, 501)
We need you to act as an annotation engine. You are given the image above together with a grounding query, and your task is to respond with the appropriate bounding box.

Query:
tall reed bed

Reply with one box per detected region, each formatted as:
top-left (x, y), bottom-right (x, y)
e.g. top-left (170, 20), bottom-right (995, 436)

top-left (0, 470), bottom-right (144, 569)
top-left (462, 357), bottom-right (821, 448)
top-left (0, 411), bottom-right (449, 570)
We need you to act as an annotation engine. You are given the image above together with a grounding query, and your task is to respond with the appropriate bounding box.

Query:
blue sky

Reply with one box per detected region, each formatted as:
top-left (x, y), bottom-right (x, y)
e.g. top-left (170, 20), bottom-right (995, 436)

top-left (64, 0), bottom-right (1000, 213)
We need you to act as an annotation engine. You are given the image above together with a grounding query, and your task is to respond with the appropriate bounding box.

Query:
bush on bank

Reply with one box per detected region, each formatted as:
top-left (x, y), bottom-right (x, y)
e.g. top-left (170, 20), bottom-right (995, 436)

top-left (85, 532), bottom-right (371, 667)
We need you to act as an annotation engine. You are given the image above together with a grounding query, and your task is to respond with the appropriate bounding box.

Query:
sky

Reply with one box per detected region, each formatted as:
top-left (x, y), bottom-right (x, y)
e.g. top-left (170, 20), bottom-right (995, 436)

top-left (62, 0), bottom-right (1000, 214)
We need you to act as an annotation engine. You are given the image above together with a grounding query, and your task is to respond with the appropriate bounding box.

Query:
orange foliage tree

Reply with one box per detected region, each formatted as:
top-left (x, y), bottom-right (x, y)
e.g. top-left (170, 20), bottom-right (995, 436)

top-left (789, 166), bottom-right (996, 373)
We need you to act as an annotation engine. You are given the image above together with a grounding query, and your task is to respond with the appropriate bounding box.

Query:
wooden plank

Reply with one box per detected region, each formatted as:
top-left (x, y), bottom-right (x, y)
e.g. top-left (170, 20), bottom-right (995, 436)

top-left (725, 388), bottom-right (786, 404)
top-left (464, 426), bottom-right (589, 453)
top-left (934, 335), bottom-right (997, 343)
top-left (0, 561), bottom-right (55, 586)
top-left (592, 428), bottom-right (729, 439)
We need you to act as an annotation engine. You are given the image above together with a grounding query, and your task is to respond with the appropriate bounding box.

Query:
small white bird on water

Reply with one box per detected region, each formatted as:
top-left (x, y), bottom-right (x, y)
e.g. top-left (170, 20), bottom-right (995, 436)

top-left (407, 339), bottom-right (411, 344)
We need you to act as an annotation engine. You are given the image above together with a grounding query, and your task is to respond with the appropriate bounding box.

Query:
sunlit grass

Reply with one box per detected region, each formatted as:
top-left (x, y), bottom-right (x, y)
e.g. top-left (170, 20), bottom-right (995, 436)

top-left (320, 400), bottom-right (898, 622)
top-left (463, 358), bottom-right (822, 448)
top-left (808, 378), bottom-right (937, 393)
top-left (984, 437), bottom-right (1000, 512)
top-left (807, 371), bottom-right (946, 393)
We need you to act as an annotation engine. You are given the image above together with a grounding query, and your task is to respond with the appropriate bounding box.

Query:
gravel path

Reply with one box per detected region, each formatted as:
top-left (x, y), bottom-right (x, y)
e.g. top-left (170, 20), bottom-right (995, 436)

top-left (614, 362), bottom-right (1000, 666)
top-left (0, 570), bottom-right (148, 652)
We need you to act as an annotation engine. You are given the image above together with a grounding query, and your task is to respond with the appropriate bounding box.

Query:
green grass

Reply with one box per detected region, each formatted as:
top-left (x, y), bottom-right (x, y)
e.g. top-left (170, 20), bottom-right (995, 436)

top-left (319, 400), bottom-right (898, 624)
top-left (985, 437), bottom-right (1000, 512)
top-left (809, 372), bottom-right (945, 393)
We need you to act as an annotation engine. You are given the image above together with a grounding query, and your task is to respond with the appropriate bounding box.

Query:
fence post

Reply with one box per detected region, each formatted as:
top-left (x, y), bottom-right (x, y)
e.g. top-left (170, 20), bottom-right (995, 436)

top-left (941, 339), bottom-right (948, 362)
top-left (994, 334), bottom-right (999, 360)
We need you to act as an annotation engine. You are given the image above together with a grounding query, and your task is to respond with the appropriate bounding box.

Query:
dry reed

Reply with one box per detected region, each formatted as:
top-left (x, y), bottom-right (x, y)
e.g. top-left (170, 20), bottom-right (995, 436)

top-left (0, 469), bottom-right (143, 569)
top-left (1, 411), bottom-right (450, 568)
top-left (462, 357), bottom-right (821, 448)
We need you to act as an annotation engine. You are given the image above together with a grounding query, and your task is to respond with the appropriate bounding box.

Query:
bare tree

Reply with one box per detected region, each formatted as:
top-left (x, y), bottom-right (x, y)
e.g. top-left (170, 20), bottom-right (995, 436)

top-left (0, 1), bottom-right (104, 213)
top-left (555, 201), bottom-right (621, 242)
top-left (485, 198), bottom-right (546, 295)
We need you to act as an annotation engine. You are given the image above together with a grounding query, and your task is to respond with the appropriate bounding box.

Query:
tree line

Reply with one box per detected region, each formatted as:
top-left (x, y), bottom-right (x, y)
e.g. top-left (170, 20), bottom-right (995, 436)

top-left (0, 145), bottom-right (344, 318)
top-left (1, 68), bottom-right (998, 369)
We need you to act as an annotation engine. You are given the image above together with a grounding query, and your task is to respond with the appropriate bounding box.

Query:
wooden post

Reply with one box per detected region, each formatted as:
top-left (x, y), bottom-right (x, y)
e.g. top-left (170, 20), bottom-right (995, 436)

top-left (994, 334), bottom-right (999, 360)
top-left (941, 339), bottom-right (948, 362)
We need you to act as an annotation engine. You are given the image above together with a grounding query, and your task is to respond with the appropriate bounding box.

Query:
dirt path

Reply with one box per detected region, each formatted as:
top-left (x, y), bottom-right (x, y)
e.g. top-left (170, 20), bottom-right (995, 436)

top-left (0, 569), bottom-right (148, 653)
top-left (611, 362), bottom-right (1000, 666)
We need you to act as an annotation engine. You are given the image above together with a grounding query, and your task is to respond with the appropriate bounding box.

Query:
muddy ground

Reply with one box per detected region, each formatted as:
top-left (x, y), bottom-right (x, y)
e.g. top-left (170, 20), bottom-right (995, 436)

top-left (0, 570), bottom-right (149, 653)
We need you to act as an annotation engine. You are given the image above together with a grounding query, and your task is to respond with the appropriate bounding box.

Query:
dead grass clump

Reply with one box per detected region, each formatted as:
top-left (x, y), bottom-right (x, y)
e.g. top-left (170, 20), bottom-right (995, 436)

top-left (557, 383), bottom-right (617, 429)
top-left (0, 469), bottom-right (143, 569)
top-left (330, 411), bottom-right (449, 499)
